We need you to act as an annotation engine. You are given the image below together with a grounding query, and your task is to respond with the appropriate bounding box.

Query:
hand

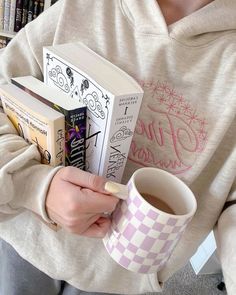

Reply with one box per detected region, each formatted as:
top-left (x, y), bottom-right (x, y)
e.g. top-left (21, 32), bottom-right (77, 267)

top-left (45, 167), bottom-right (119, 238)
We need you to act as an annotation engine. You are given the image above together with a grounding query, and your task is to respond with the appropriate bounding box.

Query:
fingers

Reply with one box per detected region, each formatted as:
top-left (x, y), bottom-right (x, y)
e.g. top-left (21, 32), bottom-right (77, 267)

top-left (82, 217), bottom-right (112, 238)
top-left (48, 208), bottom-right (111, 237)
top-left (61, 167), bottom-right (108, 194)
top-left (79, 188), bottom-right (119, 214)
top-left (59, 168), bottom-right (119, 213)
top-left (46, 167), bottom-right (119, 238)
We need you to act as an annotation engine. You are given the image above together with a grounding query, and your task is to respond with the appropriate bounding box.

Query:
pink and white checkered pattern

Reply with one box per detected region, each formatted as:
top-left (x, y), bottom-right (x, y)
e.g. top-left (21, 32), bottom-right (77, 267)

top-left (103, 182), bottom-right (191, 273)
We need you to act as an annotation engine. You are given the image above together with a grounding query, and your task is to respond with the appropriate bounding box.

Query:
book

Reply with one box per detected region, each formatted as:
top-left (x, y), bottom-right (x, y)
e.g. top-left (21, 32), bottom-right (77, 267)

top-left (0, 83), bottom-right (65, 167)
top-left (27, 0), bottom-right (34, 23)
top-left (9, 0), bottom-right (16, 32)
top-left (33, 0), bottom-right (39, 19)
top-left (3, 0), bottom-right (11, 31)
top-left (14, 0), bottom-right (23, 32)
top-left (38, 0), bottom-right (44, 15)
top-left (0, 0), bottom-right (4, 31)
top-left (43, 42), bottom-right (144, 182)
top-left (12, 75), bottom-right (87, 170)
top-left (21, 0), bottom-right (28, 28)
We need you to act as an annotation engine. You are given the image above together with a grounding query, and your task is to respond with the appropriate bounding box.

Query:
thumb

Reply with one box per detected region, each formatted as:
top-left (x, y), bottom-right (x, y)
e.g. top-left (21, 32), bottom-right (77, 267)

top-left (61, 167), bottom-right (108, 193)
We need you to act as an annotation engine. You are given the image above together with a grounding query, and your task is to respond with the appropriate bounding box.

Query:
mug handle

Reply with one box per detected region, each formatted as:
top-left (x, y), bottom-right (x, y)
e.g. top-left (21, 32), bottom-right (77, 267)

top-left (105, 181), bottom-right (129, 200)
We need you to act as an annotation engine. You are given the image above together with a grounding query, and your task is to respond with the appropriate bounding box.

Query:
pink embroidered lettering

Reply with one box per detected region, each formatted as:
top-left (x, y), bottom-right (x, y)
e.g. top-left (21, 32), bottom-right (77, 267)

top-left (129, 80), bottom-right (208, 174)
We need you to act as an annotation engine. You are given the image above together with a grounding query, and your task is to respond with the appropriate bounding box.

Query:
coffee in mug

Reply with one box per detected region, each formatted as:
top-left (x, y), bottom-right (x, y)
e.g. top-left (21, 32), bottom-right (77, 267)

top-left (141, 192), bottom-right (175, 215)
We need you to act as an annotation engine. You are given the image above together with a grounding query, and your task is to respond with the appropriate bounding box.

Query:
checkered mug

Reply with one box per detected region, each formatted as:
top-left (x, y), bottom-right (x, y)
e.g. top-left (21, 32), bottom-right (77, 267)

top-left (103, 167), bottom-right (197, 274)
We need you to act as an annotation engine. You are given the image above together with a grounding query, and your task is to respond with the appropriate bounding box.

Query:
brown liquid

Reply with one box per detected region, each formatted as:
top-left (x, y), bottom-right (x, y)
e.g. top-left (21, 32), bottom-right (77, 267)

top-left (141, 193), bottom-right (175, 215)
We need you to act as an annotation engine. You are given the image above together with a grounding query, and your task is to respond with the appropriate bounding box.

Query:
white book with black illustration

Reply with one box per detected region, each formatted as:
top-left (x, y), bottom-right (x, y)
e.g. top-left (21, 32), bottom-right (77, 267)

top-left (43, 42), bottom-right (143, 182)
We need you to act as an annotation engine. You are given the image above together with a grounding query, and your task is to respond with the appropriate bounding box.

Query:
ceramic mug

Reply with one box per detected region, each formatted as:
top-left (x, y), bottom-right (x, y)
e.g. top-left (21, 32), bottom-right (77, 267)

top-left (103, 167), bottom-right (197, 274)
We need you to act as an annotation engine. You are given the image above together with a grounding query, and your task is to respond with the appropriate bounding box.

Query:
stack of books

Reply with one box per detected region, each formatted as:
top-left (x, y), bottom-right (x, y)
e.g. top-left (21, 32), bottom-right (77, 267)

top-left (0, 42), bottom-right (144, 182)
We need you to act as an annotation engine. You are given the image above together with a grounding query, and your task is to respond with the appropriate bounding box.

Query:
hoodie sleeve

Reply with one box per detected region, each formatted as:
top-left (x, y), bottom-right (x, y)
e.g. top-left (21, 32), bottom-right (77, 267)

top-left (0, 1), bottom-right (64, 222)
top-left (215, 180), bottom-right (236, 295)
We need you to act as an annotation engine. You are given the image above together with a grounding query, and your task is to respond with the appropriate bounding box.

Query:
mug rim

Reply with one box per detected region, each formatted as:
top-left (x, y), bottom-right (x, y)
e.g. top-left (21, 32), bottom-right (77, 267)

top-left (131, 167), bottom-right (197, 219)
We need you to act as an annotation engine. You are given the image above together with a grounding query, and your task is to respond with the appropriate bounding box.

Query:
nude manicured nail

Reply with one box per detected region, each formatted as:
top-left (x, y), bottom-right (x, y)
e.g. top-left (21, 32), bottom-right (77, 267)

top-left (105, 181), bottom-right (120, 194)
top-left (104, 181), bottom-right (129, 200)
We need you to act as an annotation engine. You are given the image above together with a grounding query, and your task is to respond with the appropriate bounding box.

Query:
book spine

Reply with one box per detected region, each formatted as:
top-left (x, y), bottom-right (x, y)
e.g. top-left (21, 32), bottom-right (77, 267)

top-left (0, 0), bottom-right (5, 31)
top-left (14, 0), bottom-right (23, 32)
top-left (37, 0), bottom-right (43, 15)
top-left (33, 0), bottom-right (39, 19)
top-left (65, 108), bottom-right (86, 170)
top-left (9, 0), bottom-right (17, 32)
top-left (11, 79), bottom-right (87, 170)
top-left (100, 93), bottom-right (143, 181)
top-left (0, 91), bottom-right (65, 167)
top-left (49, 116), bottom-right (65, 167)
top-left (27, 0), bottom-right (34, 23)
top-left (43, 99), bottom-right (86, 170)
top-left (3, 0), bottom-right (11, 31)
top-left (21, 0), bottom-right (28, 28)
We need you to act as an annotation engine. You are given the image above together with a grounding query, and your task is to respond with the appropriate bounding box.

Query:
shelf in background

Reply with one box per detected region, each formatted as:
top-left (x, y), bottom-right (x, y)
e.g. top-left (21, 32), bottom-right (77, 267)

top-left (0, 0), bottom-right (57, 41)
top-left (0, 31), bottom-right (16, 39)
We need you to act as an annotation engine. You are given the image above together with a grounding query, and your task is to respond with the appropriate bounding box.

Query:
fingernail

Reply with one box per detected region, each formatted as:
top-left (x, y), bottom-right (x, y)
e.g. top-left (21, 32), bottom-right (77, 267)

top-left (104, 181), bottom-right (120, 194)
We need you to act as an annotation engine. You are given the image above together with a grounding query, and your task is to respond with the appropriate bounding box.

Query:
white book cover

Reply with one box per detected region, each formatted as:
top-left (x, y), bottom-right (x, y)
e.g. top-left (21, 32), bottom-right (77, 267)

top-left (43, 42), bottom-right (144, 182)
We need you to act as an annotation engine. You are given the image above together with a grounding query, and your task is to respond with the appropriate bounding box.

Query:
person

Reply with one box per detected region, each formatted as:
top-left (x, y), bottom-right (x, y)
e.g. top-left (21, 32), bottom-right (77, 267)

top-left (0, 0), bottom-right (235, 294)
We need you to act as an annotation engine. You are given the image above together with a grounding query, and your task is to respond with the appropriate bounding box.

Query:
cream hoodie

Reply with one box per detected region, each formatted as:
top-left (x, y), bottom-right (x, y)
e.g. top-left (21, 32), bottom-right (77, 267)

top-left (0, 0), bottom-right (235, 294)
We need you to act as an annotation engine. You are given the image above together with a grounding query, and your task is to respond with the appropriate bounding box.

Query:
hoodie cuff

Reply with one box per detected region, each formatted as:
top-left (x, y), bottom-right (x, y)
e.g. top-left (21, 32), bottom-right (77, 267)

top-left (21, 163), bottom-right (62, 223)
top-left (0, 138), bottom-right (63, 223)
